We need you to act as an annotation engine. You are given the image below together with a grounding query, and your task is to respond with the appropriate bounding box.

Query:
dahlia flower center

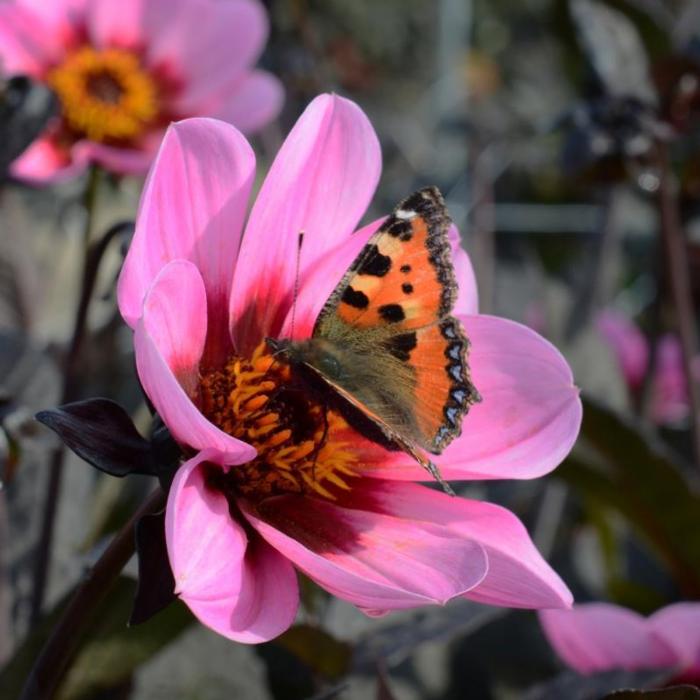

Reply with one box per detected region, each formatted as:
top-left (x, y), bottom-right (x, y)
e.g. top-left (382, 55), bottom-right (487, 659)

top-left (47, 46), bottom-right (159, 143)
top-left (199, 343), bottom-right (358, 500)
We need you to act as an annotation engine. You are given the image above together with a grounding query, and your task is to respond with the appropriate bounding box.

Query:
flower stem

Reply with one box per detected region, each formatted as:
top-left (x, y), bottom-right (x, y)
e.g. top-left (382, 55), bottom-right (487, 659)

top-left (656, 143), bottom-right (700, 468)
top-left (20, 488), bottom-right (165, 700)
top-left (29, 163), bottom-right (121, 623)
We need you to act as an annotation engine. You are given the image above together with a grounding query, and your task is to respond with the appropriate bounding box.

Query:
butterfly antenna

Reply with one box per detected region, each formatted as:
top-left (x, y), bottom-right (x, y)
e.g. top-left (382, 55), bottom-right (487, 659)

top-left (289, 231), bottom-right (305, 341)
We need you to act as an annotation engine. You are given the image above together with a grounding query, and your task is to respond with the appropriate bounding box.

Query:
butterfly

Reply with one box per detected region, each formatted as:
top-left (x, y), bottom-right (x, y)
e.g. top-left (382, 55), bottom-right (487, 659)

top-left (267, 187), bottom-right (480, 494)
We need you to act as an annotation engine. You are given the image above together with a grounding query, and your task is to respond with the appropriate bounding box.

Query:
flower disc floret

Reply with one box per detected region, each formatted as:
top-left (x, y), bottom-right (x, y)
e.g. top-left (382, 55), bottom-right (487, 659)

top-left (199, 343), bottom-right (358, 500)
top-left (47, 46), bottom-right (159, 143)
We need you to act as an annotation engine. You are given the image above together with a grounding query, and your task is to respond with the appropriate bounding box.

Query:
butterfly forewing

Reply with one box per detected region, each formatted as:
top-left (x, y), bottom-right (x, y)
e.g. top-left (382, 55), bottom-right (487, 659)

top-left (315, 187), bottom-right (457, 333)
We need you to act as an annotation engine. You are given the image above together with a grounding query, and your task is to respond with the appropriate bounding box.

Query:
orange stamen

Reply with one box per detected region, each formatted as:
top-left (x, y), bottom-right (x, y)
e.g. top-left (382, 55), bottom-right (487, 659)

top-left (199, 342), bottom-right (358, 499)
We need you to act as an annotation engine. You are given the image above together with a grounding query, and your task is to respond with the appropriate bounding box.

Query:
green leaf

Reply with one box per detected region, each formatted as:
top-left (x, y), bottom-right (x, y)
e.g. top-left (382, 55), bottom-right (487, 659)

top-left (276, 625), bottom-right (352, 680)
top-left (558, 397), bottom-right (700, 595)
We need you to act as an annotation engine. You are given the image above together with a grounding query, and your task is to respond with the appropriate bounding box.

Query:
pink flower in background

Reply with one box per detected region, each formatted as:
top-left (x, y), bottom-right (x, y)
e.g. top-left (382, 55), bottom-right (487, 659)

top-left (650, 335), bottom-right (695, 425)
top-left (596, 310), bottom-right (699, 425)
top-left (0, 0), bottom-right (282, 182)
top-left (596, 310), bottom-right (649, 391)
top-left (540, 603), bottom-right (700, 684)
top-left (117, 94), bottom-right (582, 642)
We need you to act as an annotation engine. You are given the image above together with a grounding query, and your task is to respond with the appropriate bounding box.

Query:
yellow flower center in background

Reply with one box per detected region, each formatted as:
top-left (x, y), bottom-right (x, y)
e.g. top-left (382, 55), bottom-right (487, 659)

top-left (47, 46), bottom-right (159, 143)
top-left (200, 343), bottom-right (358, 500)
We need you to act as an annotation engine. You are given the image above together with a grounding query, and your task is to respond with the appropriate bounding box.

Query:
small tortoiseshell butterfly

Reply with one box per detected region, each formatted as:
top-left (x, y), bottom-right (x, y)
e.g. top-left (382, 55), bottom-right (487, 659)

top-left (268, 187), bottom-right (480, 493)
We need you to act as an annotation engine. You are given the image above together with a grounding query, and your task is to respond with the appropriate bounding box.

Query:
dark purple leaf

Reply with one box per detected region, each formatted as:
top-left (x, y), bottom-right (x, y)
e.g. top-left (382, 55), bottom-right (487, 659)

top-left (130, 510), bottom-right (176, 626)
top-left (36, 398), bottom-right (158, 478)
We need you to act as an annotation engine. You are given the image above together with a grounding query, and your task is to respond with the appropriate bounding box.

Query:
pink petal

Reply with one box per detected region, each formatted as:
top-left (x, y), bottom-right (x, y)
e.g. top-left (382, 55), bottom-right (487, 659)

top-left (449, 224), bottom-right (479, 315)
top-left (76, 139), bottom-right (156, 176)
top-left (140, 260), bottom-right (206, 395)
top-left (595, 310), bottom-right (649, 389)
top-left (10, 133), bottom-right (87, 184)
top-left (166, 451), bottom-right (298, 642)
top-left (279, 217), bottom-right (385, 340)
top-left (118, 118), bottom-right (255, 364)
top-left (209, 70), bottom-right (284, 134)
top-left (17, 0), bottom-right (83, 44)
top-left (241, 494), bottom-right (487, 611)
top-left (230, 94), bottom-right (381, 355)
top-left (183, 536), bottom-right (299, 643)
top-left (539, 604), bottom-right (679, 674)
top-left (650, 603), bottom-right (700, 672)
top-left (351, 480), bottom-right (571, 609)
top-left (445, 315), bottom-right (582, 479)
top-left (0, 4), bottom-right (63, 76)
top-left (134, 265), bottom-right (256, 464)
top-left (166, 450), bottom-right (247, 600)
top-left (162, 0), bottom-right (270, 114)
top-left (366, 315), bottom-right (582, 481)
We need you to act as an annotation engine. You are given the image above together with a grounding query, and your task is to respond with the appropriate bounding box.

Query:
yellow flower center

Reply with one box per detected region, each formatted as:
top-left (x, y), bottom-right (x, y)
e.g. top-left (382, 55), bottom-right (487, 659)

top-left (199, 343), bottom-right (358, 500)
top-left (47, 46), bottom-right (159, 143)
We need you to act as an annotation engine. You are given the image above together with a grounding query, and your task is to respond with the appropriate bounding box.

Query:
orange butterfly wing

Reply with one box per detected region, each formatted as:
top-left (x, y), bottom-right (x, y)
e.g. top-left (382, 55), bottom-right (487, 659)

top-left (314, 187), bottom-right (479, 455)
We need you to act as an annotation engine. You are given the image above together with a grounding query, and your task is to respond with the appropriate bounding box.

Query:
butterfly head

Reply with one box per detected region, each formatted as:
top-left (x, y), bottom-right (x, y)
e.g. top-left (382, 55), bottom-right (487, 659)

top-left (265, 337), bottom-right (345, 382)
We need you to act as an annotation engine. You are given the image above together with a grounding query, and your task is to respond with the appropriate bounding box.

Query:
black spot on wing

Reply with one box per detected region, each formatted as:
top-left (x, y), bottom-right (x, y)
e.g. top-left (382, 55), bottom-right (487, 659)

top-left (400, 264), bottom-right (411, 274)
top-left (378, 304), bottom-right (405, 323)
top-left (386, 217), bottom-right (413, 241)
top-left (341, 286), bottom-right (369, 309)
top-left (401, 282), bottom-right (414, 294)
top-left (383, 331), bottom-right (417, 362)
top-left (356, 244), bottom-right (391, 277)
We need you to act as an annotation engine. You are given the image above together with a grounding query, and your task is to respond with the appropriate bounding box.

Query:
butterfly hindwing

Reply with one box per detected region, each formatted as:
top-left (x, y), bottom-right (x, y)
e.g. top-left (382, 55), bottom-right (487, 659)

top-left (401, 318), bottom-right (480, 453)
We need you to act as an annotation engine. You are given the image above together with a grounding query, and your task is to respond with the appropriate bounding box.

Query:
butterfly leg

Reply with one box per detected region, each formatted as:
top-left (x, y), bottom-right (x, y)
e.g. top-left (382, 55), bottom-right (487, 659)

top-left (309, 402), bottom-right (330, 482)
top-left (423, 458), bottom-right (456, 497)
top-left (399, 439), bottom-right (456, 496)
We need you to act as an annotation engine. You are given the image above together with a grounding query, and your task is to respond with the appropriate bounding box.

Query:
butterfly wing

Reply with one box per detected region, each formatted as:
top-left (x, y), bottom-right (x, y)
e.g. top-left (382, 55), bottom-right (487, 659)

top-left (312, 187), bottom-right (479, 455)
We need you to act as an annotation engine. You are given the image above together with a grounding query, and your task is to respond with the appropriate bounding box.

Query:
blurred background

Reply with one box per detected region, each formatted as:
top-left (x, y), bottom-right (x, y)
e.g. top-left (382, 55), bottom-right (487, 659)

top-left (2, 0), bottom-right (700, 698)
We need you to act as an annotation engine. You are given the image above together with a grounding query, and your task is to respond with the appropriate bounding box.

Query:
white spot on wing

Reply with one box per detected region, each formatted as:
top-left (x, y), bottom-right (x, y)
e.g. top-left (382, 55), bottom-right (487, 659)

top-left (395, 209), bottom-right (416, 220)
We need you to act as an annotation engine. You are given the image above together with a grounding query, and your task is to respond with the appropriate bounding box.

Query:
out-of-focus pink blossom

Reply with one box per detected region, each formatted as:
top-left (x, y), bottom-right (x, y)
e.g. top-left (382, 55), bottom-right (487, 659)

top-left (0, 0), bottom-right (283, 182)
top-left (596, 310), bottom-right (649, 390)
top-left (596, 309), bottom-right (699, 426)
top-left (117, 94), bottom-right (582, 643)
top-left (540, 603), bottom-right (700, 684)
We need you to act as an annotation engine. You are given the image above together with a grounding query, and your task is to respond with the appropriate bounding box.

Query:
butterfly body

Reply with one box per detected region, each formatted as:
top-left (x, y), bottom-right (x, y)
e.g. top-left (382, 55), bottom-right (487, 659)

top-left (269, 187), bottom-right (480, 492)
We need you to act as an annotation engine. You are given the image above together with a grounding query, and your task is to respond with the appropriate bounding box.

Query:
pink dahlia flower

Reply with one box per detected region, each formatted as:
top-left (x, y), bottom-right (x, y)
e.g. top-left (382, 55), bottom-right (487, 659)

top-left (596, 310), bottom-right (699, 425)
top-left (540, 603), bottom-right (700, 684)
top-left (117, 94), bottom-right (582, 642)
top-left (0, 0), bottom-right (282, 182)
